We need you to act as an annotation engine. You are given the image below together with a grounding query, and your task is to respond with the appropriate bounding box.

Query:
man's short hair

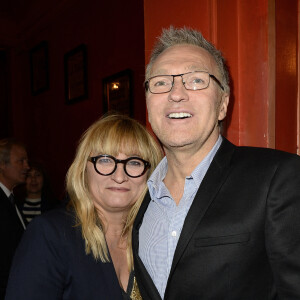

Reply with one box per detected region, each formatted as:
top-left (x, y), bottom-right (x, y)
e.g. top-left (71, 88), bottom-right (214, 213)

top-left (0, 138), bottom-right (26, 165)
top-left (146, 26), bottom-right (230, 94)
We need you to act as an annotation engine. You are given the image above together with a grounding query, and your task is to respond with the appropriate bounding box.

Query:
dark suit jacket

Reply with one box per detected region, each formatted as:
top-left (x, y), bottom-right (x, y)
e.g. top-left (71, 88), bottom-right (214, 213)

top-left (0, 187), bottom-right (24, 300)
top-left (132, 138), bottom-right (300, 300)
top-left (5, 208), bottom-right (124, 300)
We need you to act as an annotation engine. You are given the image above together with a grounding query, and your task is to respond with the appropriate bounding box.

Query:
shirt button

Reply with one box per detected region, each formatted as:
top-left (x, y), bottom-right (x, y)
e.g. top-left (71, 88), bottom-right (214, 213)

top-left (171, 231), bottom-right (177, 237)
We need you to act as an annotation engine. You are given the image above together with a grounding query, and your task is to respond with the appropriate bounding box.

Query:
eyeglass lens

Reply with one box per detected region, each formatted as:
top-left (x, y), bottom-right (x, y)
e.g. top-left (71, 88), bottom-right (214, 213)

top-left (95, 156), bottom-right (146, 177)
top-left (148, 71), bottom-right (211, 94)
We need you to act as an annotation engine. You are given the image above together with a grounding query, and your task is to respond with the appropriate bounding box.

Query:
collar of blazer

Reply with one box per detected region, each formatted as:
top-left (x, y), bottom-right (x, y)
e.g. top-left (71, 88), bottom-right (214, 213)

top-left (133, 138), bottom-right (235, 234)
top-left (168, 138), bottom-right (235, 276)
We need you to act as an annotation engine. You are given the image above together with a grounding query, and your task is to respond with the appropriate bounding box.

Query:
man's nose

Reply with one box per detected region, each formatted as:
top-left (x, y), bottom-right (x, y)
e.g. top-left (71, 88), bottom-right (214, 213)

top-left (168, 77), bottom-right (189, 103)
top-left (24, 160), bottom-right (30, 170)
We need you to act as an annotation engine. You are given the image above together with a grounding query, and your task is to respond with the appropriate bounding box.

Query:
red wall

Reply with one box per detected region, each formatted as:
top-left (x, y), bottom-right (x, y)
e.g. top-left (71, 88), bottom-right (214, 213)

top-left (275, 0), bottom-right (299, 153)
top-left (143, 0), bottom-right (299, 152)
top-left (5, 0), bottom-right (146, 198)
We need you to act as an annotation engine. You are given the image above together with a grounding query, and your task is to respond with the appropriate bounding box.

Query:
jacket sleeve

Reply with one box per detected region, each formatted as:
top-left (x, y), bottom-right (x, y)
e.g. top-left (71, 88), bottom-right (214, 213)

top-left (5, 214), bottom-right (67, 300)
top-left (265, 153), bottom-right (300, 299)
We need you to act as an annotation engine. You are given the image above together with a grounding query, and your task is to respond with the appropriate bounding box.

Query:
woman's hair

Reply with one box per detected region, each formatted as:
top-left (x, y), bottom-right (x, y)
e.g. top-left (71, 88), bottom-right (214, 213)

top-left (66, 113), bottom-right (163, 270)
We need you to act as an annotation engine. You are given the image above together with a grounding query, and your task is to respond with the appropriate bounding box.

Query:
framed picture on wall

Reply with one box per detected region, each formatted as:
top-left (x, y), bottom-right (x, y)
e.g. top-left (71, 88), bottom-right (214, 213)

top-left (30, 41), bottom-right (49, 96)
top-left (103, 69), bottom-right (133, 116)
top-left (64, 44), bottom-right (88, 104)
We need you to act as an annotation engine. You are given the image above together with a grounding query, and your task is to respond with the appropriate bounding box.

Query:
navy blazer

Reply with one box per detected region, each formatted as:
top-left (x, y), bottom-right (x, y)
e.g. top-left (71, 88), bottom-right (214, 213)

top-left (0, 187), bottom-right (24, 300)
top-left (5, 208), bottom-right (124, 300)
top-left (132, 138), bottom-right (300, 300)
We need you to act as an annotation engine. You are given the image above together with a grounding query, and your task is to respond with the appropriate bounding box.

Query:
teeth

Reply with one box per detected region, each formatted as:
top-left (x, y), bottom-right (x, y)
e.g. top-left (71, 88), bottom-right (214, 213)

top-left (168, 112), bottom-right (192, 119)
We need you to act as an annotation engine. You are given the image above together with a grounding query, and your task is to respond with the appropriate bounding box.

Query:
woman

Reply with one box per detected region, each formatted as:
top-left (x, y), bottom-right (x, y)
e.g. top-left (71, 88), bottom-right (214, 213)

top-left (5, 114), bottom-right (162, 300)
top-left (14, 161), bottom-right (58, 223)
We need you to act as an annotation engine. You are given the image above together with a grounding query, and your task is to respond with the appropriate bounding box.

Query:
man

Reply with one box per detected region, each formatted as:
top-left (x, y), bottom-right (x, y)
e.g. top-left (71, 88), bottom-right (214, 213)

top-left (0, 138), bottom-right (29, 299)
top-left (132, 27), bottom-right (300, 299)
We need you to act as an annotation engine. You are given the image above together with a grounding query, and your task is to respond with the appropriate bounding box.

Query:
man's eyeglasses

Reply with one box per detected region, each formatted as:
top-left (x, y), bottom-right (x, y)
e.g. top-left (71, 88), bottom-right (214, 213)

top-left (145, 70), bottom-right (224, 94)
top-left (88, 155), bottom-right (150, 178)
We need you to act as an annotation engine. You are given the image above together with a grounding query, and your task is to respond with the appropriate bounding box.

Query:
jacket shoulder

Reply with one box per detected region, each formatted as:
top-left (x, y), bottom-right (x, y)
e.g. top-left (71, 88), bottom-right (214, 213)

top-left (221, 138), bottom-right (300, 165)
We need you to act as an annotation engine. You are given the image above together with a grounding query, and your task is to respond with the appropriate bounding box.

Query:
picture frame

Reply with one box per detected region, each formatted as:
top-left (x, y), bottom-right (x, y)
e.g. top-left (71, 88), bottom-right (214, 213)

top-left (30, 41), bottom-right (49, 96)
top-left (103, 69), bottom-right (133, 116)
top-left (64, 44), bottom-right (88, 104)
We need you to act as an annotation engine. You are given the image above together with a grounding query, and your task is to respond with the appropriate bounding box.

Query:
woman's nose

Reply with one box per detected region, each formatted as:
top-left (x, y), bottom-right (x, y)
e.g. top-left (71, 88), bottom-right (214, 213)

top-left (111, 163), bottom-right (128, 183)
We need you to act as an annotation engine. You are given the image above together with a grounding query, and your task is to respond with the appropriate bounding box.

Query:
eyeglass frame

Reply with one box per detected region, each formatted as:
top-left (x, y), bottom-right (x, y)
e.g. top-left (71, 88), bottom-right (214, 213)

top-left (144, 70), bottom-right (225, 94)
top-left (88, 154), bottom-right (151, 178)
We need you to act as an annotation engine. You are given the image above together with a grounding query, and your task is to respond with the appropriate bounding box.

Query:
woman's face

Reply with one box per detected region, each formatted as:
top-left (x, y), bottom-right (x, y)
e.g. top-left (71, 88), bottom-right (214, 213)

top-left (26, 168), bottom-right (44, 196)
top-left (86, 152), bottom-right (148, 216)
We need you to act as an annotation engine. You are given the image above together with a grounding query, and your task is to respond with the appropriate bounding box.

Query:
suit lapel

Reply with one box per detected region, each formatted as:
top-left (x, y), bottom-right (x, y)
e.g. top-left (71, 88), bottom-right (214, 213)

top-left (168, 139), bottom-right (236, 278)
top-left (133, 192), bottom-right (162, 300)
top-left (0, 187), bottom-right (26, 229)
top-left (0, 187), bottom-right (14, 212)
top-left (132, 191), bottom-right (150, 257)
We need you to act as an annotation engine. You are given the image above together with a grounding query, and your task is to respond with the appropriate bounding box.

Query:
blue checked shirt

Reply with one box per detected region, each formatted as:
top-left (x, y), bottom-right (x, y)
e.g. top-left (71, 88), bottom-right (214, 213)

top-left (139, 135), bottom-right (222, 298)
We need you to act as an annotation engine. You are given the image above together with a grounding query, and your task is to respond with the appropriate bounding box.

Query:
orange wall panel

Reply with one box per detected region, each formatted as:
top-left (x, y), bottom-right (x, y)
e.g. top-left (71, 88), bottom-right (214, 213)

top-left (215, 0), bottom-right (239, 144)
top-left (235, 0), bottom-right (271, 147)
top-left (275, 0), bottom-right (298, 153)
top-left (144, 0), bottom-right (212, 64)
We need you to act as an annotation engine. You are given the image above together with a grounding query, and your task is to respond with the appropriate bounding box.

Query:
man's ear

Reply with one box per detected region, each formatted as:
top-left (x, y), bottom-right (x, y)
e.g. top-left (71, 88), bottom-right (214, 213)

top-left (218, 93), bottom-right (229, 121)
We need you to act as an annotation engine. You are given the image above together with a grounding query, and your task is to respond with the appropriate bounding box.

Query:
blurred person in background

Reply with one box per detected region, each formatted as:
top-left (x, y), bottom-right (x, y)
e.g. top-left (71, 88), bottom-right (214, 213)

top-left (14, 161), bottom-right (59, 224)
top-left (0, 138), bottom-right (29, 299)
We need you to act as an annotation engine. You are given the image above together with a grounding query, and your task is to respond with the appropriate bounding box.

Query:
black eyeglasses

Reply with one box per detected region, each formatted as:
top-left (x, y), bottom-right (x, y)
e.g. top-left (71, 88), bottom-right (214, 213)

top-left (88, 155), bottom-right (151, 178)
top-left (145, 70), bottom-right (224, 94)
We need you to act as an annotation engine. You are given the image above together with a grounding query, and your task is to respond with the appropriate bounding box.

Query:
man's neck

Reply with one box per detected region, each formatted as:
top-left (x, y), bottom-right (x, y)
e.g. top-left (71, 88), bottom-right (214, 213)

top-left (0, 175), bottom-right (15, 191)
top-left (163, 135), bottom-right (221, 205)
top-left (164, 135), bottom-right (220, 176)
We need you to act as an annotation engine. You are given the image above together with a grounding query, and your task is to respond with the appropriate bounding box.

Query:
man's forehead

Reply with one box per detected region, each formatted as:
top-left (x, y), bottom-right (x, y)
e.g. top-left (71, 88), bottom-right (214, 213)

top-left (10, 145), bottom-right (27, 157)
top-left (152, 64), bottom-right (210, 76)
top-left (151, 44), bottom-right (218, 76)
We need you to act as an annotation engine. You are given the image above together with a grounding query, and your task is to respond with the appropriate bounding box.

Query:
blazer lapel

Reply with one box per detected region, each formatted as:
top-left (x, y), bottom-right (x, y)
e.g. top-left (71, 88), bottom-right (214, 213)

top-left (0, 187), bottom-right (26, 229)
top-left (168, 139), bottom-right (236, 278)
top-left (133, 192), bottom-right (162, 300)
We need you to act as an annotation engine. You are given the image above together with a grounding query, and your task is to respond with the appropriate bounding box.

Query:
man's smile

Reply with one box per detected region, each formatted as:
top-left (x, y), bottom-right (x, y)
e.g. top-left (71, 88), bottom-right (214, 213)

top-left (167, 112), bottom-right (192, 119)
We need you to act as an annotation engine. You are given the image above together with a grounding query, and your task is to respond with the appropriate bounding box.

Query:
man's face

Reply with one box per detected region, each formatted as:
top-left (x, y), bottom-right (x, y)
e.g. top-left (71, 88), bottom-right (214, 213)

top-left (146, 44), bottom-right (229, 155)
top-left (0, 145), bottom-right (29, 190)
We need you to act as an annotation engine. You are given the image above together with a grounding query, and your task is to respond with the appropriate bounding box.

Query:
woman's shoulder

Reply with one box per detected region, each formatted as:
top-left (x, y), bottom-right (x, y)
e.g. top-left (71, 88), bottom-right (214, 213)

top-left (26, 206), bottom-right (78, 237)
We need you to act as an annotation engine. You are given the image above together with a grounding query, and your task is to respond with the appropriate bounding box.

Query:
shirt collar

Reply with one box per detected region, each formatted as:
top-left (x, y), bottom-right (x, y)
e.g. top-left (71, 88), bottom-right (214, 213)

top-left (0, 181), bottom-right (12, 197)
top-left (147, 135), bottom-right (223, 197)
top-left (190, 135), bottom-right (223, 187)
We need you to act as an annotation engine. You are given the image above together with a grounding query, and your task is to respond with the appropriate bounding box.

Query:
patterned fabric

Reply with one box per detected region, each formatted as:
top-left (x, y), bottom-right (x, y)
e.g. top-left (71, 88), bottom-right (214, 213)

top-left (130, 276), bottom-right (142, 300)
top-left (22, 198), bottom-right (42, 223)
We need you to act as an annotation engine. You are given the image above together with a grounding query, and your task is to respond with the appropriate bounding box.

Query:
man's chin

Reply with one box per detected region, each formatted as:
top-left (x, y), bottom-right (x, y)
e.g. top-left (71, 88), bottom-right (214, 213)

top-left (166, 140), bottom-right (193, 149)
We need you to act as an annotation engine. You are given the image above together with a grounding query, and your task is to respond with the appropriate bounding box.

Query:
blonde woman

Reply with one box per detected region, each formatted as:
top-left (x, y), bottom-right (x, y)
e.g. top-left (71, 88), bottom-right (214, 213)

top-left (5, 114), bottom-right (163, 300)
